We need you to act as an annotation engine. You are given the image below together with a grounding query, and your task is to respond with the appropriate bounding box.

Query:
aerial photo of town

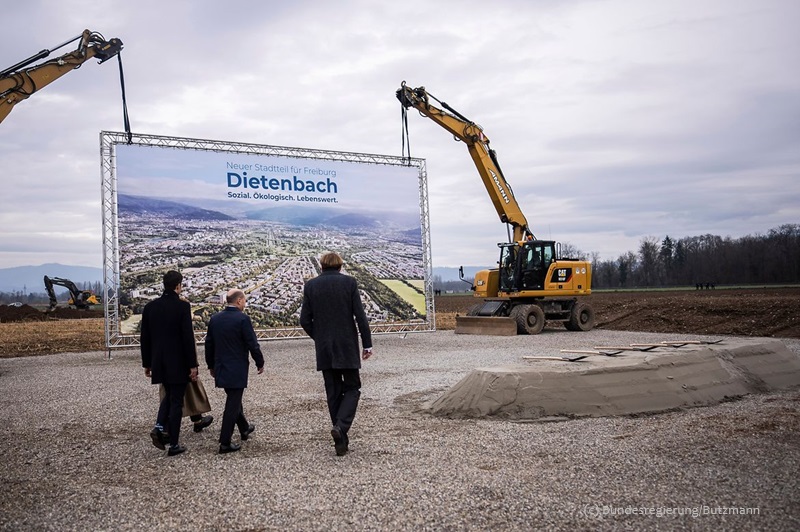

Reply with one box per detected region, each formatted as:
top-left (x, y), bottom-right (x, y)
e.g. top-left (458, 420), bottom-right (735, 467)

top-left (116, 195), bottom-right (428, 335)
top-left (112, 143), bottom-right (430, 337)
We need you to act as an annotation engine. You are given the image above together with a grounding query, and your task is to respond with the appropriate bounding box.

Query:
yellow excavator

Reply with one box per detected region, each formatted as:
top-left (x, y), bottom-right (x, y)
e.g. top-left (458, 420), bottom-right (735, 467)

top-left (44, 276), bottom-right (101, 311)
top-left (0, 29), bottom-right (123, 124)
top-left (397, 82), bottom-right (595, 335)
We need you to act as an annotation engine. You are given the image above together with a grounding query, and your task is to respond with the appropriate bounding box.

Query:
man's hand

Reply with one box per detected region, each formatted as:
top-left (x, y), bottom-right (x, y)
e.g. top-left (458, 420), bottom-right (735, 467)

top-left (362, 348), bottom-right (373, 360)
top-left (257, 366), bottom-right (264, 375)
top-left (190, 367), bottom-right (198, 382)
top-left (144, 367), bottom-right (151, 378)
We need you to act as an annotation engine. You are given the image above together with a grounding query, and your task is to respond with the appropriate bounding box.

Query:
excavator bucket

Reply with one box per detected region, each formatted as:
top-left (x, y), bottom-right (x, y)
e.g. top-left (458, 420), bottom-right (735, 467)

top-left (455, 316), bottom-right (517, 336)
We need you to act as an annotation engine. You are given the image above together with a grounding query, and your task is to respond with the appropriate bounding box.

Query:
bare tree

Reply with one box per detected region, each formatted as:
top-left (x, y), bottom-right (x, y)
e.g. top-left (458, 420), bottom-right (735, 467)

top-left (617, 252), bottom-right (638, 288)
top-left (637, 236), bottom-right (660, 287)
top-left (558, 242), bottom-right (587, 260)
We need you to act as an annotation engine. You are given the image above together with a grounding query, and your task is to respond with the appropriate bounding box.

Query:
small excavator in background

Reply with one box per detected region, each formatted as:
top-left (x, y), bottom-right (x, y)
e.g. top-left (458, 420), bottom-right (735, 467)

top-left (43, 276), bottom-right (101, 311)
top-left (0, 29), bottom-right (123, 124)
top-left (397, 82), bottom-right (595, 335)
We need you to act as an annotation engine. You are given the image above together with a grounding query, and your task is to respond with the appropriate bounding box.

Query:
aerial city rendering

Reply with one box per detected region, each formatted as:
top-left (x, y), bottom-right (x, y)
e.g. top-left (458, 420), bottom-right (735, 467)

top-left (113, 143), bottom-right (429, 336)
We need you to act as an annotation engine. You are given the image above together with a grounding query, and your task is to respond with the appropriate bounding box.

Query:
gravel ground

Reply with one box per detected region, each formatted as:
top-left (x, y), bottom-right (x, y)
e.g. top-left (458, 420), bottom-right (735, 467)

top-left (1, 329), bottom-right (799, 531)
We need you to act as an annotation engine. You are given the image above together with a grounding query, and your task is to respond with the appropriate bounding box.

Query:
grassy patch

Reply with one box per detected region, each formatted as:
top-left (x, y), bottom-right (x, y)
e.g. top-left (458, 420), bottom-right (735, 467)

top-left (407, 279), bottom-right (425, 292)
top-left (379, 280), bottom-right (426, 315)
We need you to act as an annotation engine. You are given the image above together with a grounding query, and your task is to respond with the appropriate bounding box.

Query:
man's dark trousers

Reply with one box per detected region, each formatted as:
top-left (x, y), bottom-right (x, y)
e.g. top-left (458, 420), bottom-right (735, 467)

top-left (157, 382), bottom-right (188, 447)
top-left (220, 388), bottom-right (249, 445)
top-left (322, 369), bottom-right (361, 437)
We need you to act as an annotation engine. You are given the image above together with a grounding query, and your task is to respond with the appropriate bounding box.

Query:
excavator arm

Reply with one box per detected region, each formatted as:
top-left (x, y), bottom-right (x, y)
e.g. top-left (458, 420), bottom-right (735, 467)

top-left (0, 29), bottom-right (123, 124)
top-left (397, 82), bottom-right (593, 336)
top-left (43, 275), bottom-right (59, 311)
top-left (396, 82), bottom-right (533, 242)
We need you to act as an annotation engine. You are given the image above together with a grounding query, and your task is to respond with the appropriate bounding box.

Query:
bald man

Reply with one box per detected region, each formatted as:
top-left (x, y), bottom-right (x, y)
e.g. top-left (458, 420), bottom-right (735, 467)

top-left (205, 289), bottom-right (265, 454)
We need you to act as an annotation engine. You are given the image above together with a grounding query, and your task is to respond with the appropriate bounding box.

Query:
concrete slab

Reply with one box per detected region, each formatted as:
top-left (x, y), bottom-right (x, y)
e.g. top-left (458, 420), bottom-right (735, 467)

top-left (425, 338), bottom-right (800, 420)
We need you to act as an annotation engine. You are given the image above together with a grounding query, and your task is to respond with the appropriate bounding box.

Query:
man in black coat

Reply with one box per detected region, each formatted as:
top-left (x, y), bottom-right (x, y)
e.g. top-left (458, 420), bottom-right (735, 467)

top-left (300, 252), bottom-right (373, 456)
top-left (141, 270), bottom-right (198, 456)
top-left (205, 289), bottom-right (265, 454)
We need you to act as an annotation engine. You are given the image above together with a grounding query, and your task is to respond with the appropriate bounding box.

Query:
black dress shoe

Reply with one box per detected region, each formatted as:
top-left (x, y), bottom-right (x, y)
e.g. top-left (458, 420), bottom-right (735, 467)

top-left (167, 444), bottom-right (186, 456)
top-left (219, 443), bottom-right (241, 454)
top-left (240, 424), bottom-right (255, 441)
top-left (150, 428), bottom-right (167, 450)
top-left (193, 415), bottom-right (214, 433)
top-left (331, 426), bottom-right (348, 456)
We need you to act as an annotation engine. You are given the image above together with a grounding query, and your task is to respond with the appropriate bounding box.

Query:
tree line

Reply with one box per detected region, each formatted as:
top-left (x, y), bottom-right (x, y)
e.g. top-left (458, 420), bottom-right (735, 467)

top-left (579, 224), bottom-right (800, 289)
top-left (432, 224), bottom-right (800, 291)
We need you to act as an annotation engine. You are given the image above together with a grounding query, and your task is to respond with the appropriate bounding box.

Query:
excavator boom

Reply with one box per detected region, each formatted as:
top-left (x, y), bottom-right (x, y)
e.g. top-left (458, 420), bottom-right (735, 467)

top-left (397, 82), bottom-right (532, 242)
top-left (0, 29), bottom-right (123, 124)
top-left (397, 81), bottom-right (594, 336)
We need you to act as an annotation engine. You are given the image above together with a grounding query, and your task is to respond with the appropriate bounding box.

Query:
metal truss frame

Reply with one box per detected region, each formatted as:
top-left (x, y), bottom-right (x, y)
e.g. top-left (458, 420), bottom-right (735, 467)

top-left (100, 131), bottom-right (434, 352)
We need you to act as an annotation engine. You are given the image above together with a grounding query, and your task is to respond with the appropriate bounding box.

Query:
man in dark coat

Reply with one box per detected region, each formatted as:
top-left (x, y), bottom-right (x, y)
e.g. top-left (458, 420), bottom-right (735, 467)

top-left (300, 252), bottom-right (373, 456)
top-left (141, 270), bottom-right (198, 456)
top-left (205, 289), bottom-right (265, 454)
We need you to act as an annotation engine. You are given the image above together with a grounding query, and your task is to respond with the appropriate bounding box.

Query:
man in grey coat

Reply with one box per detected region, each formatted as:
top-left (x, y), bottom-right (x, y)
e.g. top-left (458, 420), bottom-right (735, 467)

top-left (300, 252), bottom-right (373, 456)
top-left (205, 289), bottom-right (264, 454)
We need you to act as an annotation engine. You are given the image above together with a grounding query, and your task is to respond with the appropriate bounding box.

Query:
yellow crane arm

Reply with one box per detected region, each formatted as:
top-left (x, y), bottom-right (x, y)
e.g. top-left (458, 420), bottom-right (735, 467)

top-left (0, 29), bottom-right (123, 124)
top-left (396, 82), bottom-right (532, 242)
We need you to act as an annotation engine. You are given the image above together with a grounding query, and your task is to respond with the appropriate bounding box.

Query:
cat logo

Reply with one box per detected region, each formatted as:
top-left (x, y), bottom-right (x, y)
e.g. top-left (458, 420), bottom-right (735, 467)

top-left (553, 268), bottom-right (573, 283)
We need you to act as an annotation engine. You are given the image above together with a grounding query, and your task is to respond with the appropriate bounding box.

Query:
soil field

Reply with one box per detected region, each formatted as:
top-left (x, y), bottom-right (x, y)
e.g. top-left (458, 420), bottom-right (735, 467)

top-left (1, 287), bottom-right (798, 357)
top-left (434, 287), bottom-right (800, 338)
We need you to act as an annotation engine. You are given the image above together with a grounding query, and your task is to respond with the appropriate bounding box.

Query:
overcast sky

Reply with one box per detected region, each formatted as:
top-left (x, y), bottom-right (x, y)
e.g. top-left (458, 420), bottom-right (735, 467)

top-left (1, 0), bottom-right (798, 270)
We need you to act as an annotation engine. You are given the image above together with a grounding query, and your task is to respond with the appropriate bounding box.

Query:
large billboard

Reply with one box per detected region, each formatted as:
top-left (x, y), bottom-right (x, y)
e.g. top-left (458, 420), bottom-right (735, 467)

top-left (100, 132), bottom-right (433, 348)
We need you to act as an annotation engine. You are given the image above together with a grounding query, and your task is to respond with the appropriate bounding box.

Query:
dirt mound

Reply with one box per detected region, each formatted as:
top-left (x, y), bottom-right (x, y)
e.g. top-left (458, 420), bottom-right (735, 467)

top-left (0, 304), bottom-right (104, 323)
top-left (0, 304), bottom-right (44, 322)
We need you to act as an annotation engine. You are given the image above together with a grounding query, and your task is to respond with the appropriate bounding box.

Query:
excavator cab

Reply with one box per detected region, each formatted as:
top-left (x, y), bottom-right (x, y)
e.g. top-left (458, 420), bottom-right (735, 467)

top-left (498, 244), bottom-right (517, 291)
top-left (498, 241), bottom-right (557, 293)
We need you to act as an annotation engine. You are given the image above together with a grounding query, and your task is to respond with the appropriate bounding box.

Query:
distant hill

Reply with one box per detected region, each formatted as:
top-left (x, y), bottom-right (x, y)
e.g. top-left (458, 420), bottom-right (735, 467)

top-left (119, 194), bottom-right (235, 221)
top-left (0, 263), bottom-right (103, 293)
top-left (247, 206), bottom-right (379, 228)
top-left (246, 205), bottom-right (337, 225)
top-left (247, 205), bottom-right (418, 230)
top-left (326, 213), bottom-right (379, 228)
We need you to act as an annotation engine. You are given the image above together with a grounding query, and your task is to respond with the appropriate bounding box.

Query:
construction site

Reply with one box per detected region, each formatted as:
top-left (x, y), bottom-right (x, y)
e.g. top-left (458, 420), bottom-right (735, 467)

top-left (2, 12), bottom-right (799, 531)
top-left (1, 297), bottom-right (799, 529)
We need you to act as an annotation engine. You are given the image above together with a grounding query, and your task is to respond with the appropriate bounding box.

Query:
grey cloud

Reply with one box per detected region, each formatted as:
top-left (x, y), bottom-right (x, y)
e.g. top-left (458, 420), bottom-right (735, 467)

top-left (2, 0), bottom-right (798, 268)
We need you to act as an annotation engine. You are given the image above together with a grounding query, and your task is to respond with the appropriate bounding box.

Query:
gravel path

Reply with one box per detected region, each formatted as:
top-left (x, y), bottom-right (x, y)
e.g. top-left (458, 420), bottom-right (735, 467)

top-left (1, 330), bottom-right (798, 531)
